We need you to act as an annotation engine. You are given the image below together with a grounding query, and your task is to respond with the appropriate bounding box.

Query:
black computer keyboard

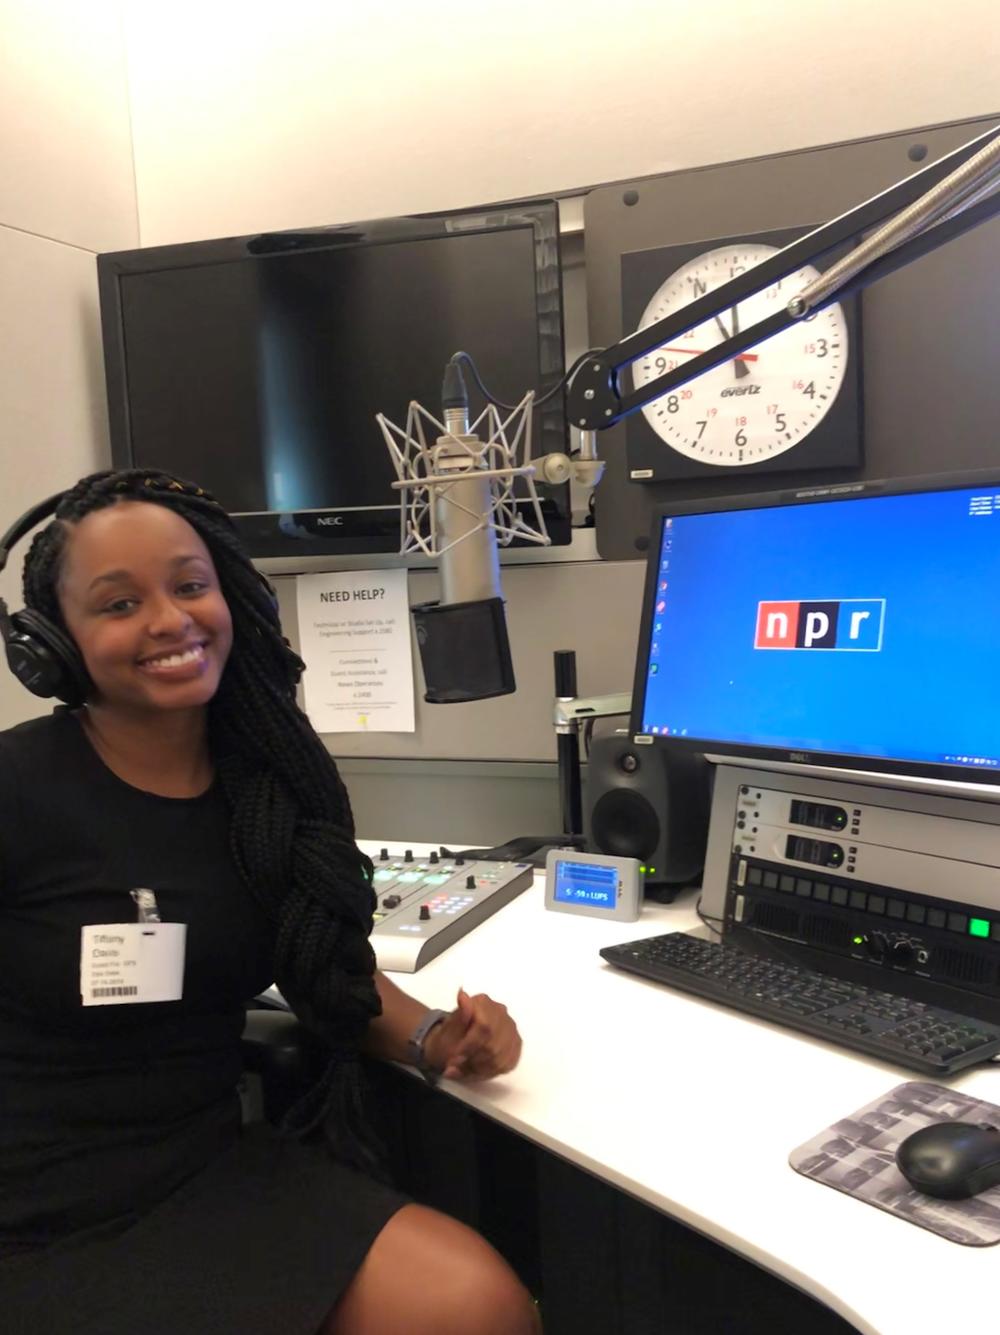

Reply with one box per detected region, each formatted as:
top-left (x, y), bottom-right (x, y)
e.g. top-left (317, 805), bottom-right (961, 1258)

top-left (600, 932), bottom-right (1000, 1075)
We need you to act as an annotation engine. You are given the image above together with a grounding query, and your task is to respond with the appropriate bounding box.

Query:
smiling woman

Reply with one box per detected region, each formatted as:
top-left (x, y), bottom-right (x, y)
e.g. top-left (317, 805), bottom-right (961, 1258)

top-left (0, 470), bottom-right (536, 1335)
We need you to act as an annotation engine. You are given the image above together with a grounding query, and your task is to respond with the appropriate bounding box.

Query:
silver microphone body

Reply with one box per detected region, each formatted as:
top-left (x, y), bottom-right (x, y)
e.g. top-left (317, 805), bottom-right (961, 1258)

top-left (434, 406), bottom-right (502, 606)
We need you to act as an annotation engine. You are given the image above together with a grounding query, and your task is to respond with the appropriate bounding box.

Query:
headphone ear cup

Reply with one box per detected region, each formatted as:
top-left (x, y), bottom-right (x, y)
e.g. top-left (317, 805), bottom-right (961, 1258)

top-left (7, 609), bottom-right (91, 707)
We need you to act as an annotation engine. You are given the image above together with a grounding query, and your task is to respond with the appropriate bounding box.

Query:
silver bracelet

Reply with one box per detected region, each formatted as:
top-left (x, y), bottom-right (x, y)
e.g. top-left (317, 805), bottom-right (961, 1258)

top-left (406, 1008), bottom-right (449, 1085)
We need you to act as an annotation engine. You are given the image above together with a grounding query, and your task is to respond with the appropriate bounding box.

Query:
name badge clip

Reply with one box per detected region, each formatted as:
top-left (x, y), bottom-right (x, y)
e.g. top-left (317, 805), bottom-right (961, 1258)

top-left (130, 888), bottom-right (161, 924)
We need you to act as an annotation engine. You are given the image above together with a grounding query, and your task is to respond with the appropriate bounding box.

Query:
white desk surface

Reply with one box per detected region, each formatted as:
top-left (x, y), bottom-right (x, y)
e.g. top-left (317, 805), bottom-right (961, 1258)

top-left (366, 840), bottom-right (1000, 1335)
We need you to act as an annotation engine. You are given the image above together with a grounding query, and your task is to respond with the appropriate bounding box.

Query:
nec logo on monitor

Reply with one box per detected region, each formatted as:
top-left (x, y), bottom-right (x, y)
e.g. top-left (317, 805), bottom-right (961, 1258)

top-left (754, 599), bottom-right (885, 651)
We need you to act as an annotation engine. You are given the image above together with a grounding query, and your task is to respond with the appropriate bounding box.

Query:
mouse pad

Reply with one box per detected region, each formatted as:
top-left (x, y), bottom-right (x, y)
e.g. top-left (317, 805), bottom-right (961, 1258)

top-left (789, 1081), bottom-right (1000, 1246)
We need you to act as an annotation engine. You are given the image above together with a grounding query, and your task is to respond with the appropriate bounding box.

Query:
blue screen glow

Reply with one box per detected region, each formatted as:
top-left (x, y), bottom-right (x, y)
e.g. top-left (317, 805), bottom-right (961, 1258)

top-left (638, 485), bottom-right (1000, 772)
top-left (553, 859), bottom-right (618, 909)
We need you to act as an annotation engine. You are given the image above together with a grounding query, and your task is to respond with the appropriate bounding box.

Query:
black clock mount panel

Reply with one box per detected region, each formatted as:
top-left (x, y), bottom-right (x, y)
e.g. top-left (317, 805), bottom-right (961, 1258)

top-left (582, 113), bottom-right (1000, 561)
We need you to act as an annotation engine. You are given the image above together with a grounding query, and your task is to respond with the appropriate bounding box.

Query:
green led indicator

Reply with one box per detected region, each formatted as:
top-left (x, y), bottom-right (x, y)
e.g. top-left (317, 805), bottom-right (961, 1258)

top-left (853, 935), bottom-right (864, 945)
top-left (969, 917), bottom-right (990, 939)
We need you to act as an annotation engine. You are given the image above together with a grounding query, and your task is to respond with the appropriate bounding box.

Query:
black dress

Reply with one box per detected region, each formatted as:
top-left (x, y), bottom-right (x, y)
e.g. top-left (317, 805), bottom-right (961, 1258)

top-left (0, 709), bottom-right (406, 1334)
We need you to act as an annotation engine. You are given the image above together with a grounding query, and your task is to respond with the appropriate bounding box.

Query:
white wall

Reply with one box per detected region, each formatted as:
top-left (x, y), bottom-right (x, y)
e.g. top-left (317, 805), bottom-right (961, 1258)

top-left (122, 0), bottom-right (1000, 246)
top-left (0, 0), bottom-right (136, 728)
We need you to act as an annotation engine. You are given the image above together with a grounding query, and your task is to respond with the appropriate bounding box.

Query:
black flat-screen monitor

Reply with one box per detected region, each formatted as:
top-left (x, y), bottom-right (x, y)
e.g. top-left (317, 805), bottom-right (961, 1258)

top-left (97, 203), bottom-right (569, 559)
top-left (631, 471), bottom-right (1000, 785)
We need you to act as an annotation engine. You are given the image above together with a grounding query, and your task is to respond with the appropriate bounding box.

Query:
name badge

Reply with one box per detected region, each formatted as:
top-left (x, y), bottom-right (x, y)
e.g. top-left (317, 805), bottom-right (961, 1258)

top-left (80, 922), bottom-right (187, 1006)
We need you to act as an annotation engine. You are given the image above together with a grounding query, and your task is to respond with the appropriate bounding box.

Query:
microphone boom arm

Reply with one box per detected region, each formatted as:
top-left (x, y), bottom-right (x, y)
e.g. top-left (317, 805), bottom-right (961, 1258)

top-left (566, 122), bottom-right (1000, 431)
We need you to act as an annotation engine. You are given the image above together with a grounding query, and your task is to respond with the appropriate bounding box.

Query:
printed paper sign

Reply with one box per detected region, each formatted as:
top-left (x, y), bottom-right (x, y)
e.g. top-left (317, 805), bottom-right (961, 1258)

top-left (296, 568), bottom-right (415, 733)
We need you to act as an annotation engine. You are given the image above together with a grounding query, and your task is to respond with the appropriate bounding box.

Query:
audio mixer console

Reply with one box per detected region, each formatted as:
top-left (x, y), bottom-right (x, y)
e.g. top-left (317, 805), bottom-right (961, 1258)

top-left (370, 848), bottom-right (534, 972)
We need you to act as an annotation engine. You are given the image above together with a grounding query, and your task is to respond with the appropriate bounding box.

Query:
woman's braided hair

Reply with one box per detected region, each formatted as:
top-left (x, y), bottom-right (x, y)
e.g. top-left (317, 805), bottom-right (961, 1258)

top-left (21, 469), bottom-right (384, 1171)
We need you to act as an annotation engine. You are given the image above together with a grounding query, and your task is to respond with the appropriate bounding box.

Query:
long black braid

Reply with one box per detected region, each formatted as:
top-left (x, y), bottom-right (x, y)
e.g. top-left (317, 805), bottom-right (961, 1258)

top-left (21, 469), bottom-right (385, 1173)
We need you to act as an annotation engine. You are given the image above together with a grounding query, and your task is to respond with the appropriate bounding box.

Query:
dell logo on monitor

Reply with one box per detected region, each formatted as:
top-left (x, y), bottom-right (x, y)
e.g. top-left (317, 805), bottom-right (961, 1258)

top-left (755, 599), bottom-right (885, 651)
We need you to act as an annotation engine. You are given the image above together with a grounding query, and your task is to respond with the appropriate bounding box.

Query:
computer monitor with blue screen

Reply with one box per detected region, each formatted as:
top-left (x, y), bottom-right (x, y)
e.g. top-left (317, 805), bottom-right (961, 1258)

top-left (630, 472), bottom-right (1000, 785)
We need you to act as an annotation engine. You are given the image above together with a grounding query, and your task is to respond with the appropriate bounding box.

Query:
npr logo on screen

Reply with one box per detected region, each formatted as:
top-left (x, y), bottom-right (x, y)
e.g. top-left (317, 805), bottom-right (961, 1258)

top-left (754, 599), bottom-right (886, 651)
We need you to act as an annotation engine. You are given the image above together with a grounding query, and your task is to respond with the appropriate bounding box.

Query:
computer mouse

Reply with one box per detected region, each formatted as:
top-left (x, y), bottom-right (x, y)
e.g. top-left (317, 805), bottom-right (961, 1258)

top-left (895, 1121), bottom-right (1000, 1199)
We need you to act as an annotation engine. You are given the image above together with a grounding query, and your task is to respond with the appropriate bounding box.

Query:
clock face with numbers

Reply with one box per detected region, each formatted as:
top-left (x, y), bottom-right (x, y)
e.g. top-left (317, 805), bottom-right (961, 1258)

top-left (629, 242), bottom-right (850, 467)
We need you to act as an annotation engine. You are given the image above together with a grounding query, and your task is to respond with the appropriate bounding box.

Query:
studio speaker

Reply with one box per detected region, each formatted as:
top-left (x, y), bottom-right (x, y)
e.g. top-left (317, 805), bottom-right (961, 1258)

top-left (584, 735), bottom-right (711, 900)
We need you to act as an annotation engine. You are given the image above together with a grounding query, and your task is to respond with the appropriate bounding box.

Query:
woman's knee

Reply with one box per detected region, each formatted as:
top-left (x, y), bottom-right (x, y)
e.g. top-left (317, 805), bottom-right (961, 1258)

top-left (325, 1203), bottom-right (540, 1335)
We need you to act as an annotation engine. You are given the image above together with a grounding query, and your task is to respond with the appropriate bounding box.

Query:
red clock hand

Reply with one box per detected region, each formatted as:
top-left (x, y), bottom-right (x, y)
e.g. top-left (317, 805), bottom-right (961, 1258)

top-left (659, 346), bottom-right (759, 362)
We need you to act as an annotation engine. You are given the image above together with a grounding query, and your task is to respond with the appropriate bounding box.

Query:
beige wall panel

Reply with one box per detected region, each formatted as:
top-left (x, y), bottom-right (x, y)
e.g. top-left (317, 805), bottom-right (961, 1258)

top-left (276, 558), bottom-right (646, 763)
top-left (124, 0), bottom-right (1000, 246)
top-left (0, 0), bottom-right (137, 251)
top-left (0, 225), bottom-right (111, 729)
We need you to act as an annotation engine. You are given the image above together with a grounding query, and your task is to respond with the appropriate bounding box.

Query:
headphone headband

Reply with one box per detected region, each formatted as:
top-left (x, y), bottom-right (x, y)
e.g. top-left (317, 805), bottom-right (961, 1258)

top-left (0, 492), bottom-right (66, 578)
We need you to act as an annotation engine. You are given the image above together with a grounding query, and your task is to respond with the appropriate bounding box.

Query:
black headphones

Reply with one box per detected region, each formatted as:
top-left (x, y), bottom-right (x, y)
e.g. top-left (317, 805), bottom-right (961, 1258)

top-left (0, 491), bottom-right (92, 708)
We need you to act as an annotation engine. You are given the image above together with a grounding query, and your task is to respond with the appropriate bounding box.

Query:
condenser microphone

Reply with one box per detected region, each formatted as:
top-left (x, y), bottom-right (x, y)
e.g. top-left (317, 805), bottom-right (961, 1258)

top-left (408, 361), bottom-right (513, 703)
top-left (376, 359), bottom-right (551, 704)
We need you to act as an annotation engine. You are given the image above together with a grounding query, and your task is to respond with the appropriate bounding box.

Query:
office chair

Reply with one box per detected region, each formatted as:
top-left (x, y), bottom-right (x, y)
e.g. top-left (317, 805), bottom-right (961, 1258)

top-left (240, 1005), bottom-right (319, 1125)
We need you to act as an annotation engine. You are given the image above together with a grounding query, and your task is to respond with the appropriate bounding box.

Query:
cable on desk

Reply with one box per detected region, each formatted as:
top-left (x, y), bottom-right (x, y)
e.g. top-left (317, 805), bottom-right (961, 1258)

top-left (695, 897), bottom-right (724, 939)
top-left (583, 716), bottom-right (595, 758)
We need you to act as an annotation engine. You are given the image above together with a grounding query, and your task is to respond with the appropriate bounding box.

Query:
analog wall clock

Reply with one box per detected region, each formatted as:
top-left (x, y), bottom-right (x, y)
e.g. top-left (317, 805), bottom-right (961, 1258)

top-left (621, 226), bottom-right (862, 480)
